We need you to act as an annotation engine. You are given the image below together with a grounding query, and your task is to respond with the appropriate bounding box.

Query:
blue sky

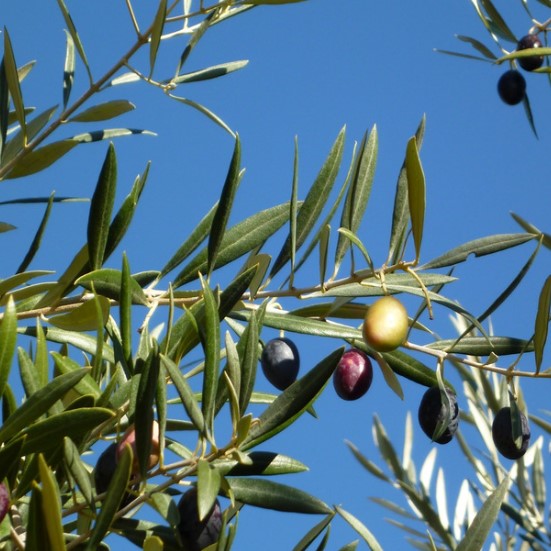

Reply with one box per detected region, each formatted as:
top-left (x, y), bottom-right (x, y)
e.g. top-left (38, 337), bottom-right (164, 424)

top-left (2, 1), bottom-right (551, 549)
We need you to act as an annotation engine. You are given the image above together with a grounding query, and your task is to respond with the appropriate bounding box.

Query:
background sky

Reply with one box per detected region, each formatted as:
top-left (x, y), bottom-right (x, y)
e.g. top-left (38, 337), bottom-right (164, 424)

top-left (2, 1), bottom-right (551, 549)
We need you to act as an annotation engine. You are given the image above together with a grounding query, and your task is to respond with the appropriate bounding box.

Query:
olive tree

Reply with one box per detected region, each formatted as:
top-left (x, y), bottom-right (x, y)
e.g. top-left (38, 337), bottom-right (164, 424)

top-left (0, 1), bottom-right (549, 550)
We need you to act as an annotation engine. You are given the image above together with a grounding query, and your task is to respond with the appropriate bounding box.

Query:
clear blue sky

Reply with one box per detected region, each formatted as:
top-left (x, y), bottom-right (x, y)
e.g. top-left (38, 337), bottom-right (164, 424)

top-left (2, 1), bottom-right (551, 549)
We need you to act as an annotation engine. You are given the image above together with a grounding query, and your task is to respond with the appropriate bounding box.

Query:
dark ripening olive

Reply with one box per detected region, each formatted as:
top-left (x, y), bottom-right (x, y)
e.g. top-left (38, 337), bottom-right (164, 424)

top-left (177, 487), bottom-right (222, 551)
top-left (260, 337), bottom-right (300, 390)
top-left (94, 443), bottom-right (136, 508)
top-left (333, 349), bottom-right (373, 401)
top-left (362, 296), bottom-right (408, 353)
top-left (0, 483), bottom-right (9, 524)
top-left (517, 34), bottom-right (544, 72)
top-left (418, 386), bottom-right (459, 444)
top-left (492, 406), bottom-right (531, 460)
top-left (497, 70), bottom-right (526, 105)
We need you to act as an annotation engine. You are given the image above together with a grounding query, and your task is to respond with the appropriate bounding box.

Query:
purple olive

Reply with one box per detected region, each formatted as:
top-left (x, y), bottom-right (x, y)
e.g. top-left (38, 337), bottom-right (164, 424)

top-left (497, 70), bottom-right (526, 105)
top-left (517, 34), bottom-right (544, 71)
top-left (418, 386), bottom-right (459, 444)
top-left (333, 349), bottom-right (373, 400)
top-left (0, 483), bottom-right (9, 523)
top-left (260, 337), bottom-right (300, 390)
top-left (492, 406), bottom-right (531, 460)
top-left (177, 487), bottom-right (222, 551)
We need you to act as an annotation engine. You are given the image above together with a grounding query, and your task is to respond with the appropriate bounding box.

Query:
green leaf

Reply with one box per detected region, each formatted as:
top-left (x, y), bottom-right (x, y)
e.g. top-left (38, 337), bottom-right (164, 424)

top-left (171, 60), bottom-right (249, 84)
top-left (387, 115), bottom-right (425, 265)
top-left (534, 275), bottom-right (551, 374)
top-left (197, 459), bottom-right (222, 521)
top-left (510, 212), bottom-right (551, 251)
top-left (238, 307), bottom-right (260, 417)
top-left (161, 354), bottom-right (206, 434)
top-left (336, 506), bottom-right (383, 551)
top-left (105, 185), bottom-right (147, 271)
top-left (0, 367), bottom-right (91, 444)
top-left (0, 58), bottom-right (9, 158)
top-left (134, 345), bottom-right (160, 480)
top-left (0, 296), bottom-right (17, 398)
top-left (2, 105), bottom-right (58, 165)
top-left (161, 201), bottom-right (218, 277)
top-left (88, 143), bottom-right (117, 270)
top-left (270, 126), bottom-right (345, 278)
top-left (76, 268), bottom-right (149, 305)
top-left (62, 29), bottom-right (75, 108)
top-left (55, 0), bottom-right (93, 83)
top-left (455, 477), bottom-right (510, 551)
top-left (0, 270), bottom-right (54, 298)
top-left (16, 193), bottom-right (55, 273)
top-left (405, 135), bottom-right (425, 262)
top-left (383, 349), bottom-right (440, 388)
top-left (47, 295), bottom-right (110, 331)
top-left (69, 100), bottom-right (136, 123)
top-left (224, 477), bottom-right (331, 514)
top-left (120, 254), bottom-right (133, 368)
top-left (5, 139), bottom-right (78, 179)
top-left (289, 136), bottom-right (300, 285)
top-left (479, 0), bottom-right (517, 42)
top-left (38, 454), bottom-right (67, 551)
top-left (418, 233), bottom-right (536, 270)
top-left (3, 28), bottom-right (26, 142)
top-left (149, 0), bottom-right (167, 78)
top-left (215, 451), bottom-right (308, 476)
top-left (335, 126), bottom-right (378, 270)
top-left (292, 513), bottom-right (335, 551)
top-left (208, 135), bottom-right (242, 279)
top-left (427, 336), bottom-right (533, 356)
top-left (173, 202), bottom-right (297, 287)
top-left (455, 34), bottom-right (497, 59)
top-left (199, 276), bottom-right (220, 435)
top-left (20, 408), bottom-right (114, 454)
top-left (87, 445), bottom-right (133, 550)
top-left (242, 347), bottom-right (343, 450)
top-left (319, 224), bottom-right (330, 288)
top-left (63, 437), bottom-right (95, 507)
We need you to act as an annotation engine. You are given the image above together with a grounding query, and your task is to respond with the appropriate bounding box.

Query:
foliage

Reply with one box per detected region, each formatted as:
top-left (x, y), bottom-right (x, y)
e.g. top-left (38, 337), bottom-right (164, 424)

top-left (0, 0), bottom-right (549, 550)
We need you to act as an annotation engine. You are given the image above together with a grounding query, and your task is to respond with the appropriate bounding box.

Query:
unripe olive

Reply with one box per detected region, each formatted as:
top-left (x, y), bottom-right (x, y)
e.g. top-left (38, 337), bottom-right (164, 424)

top-left (333, 348), bottom-right (373, 401)
top-left (492, 406), bottom-right (530, 460)
top-left (497, 70), bottom-right (526, 105)
top-left (116, 420), bottom-right (160, 475)
top-left (177, 487), bottom-right (222, 551)
top-left (517, 34), bottom-right (544, 72)
top-left (260, 337), bottom-right (300, 390)
top-left (362, 296), bottom-right (408, 352)
top-left (418, 386), bottom-right (459, 444)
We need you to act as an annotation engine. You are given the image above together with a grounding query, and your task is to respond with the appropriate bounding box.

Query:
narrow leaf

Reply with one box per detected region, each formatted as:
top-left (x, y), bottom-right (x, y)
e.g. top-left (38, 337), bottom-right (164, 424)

top-left (55, 0), bottom-right (93, 83)
top-left (38, 454), bottom-right (66, 551)
top-left (0, 367), bottom-right (91, 444)
top-left (87, 445), bottom-right (133, 550)
top-left (455, 477), bottom-right (510, 551)
top-left (173, 202), bottom-right (296, 287)
top-left (405, 136), bottom-right (425, 262)
top-left (88, 143), bottom-right (117, 270)
top-left (336, 506), bottom-right (383, 551)
top-left (62, 29), bottom-right (75, 108)
top-left (387, 115), bottom-right (425, 265)
top-left (199, 275), bottom-right (220, 434)
top-left (47, 295), bottom-right (110, 331)
top-left (161, 201), bottom-right (218, 277)
top-left (3, 28), bottom-right (26, 142)
top-left (224, 477), bottom-right (331, 514)
top-left (0, 296), bottom-right (17, 398)
top-left (208, 135), bottom-right (242, 279)
top-left (418, 233), bottom-right (535, 270)
top-left (76, 268), bottom-right (149, 305)
top-left (197, 459), bottom-right (221, 521)
top-left (171, 60), bottom-right (249, 84)
top-left (69, 100), bottom-right (135, 123)
top-left (242, 347), bottom-right (343, 450)
top-left (270, 126), bottom-right (346, 278)
top-left (149, 0), bottom-right (167, 77)
top-left (534, 275), bottom-right (551, 373)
